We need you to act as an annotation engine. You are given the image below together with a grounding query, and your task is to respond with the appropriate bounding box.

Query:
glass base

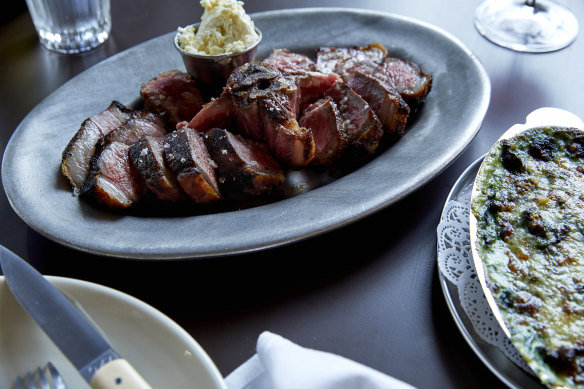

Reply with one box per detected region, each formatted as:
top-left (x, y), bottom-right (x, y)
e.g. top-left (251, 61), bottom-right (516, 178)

top-left (37, 20), bottom-right (111, 54)
top-left (474, 0), bottom-right (579, 53)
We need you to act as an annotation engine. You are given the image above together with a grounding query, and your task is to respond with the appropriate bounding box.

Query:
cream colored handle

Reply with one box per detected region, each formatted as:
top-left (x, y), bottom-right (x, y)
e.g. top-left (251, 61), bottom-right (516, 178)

top-left (90, 359), bottom-right (152, 389)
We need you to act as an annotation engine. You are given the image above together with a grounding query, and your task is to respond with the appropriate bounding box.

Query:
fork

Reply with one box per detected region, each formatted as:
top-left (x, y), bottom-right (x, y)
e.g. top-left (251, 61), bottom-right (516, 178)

top-left (13, 362), bottom-right (67, 389)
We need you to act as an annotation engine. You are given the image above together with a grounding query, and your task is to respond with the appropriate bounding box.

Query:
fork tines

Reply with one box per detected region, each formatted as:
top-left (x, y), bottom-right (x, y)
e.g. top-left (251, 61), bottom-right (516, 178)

top-left (13, 362), bottom-right (67, 389)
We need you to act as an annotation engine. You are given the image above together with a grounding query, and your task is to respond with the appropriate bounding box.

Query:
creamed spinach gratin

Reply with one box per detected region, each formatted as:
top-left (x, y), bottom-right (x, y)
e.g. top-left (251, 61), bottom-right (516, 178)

top-left (471, 126), bottom-right (584, 388)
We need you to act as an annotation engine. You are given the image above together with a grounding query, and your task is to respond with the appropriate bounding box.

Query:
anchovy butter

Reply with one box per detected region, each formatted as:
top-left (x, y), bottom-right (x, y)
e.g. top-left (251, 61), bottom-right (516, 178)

top-left (177, 0), bottom-right (259, 56)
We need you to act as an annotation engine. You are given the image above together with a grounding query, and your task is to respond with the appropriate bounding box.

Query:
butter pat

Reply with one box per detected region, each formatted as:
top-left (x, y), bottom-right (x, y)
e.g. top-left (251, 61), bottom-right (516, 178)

top-left (177, 0), bottom-right (259, 56)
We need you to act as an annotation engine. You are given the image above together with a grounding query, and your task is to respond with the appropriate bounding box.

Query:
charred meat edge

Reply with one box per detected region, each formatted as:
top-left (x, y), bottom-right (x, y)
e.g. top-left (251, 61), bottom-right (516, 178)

top-left (129, 137), bottom-right (187, 202)
top-left (163, 127), bottom-right (221, 204)
top-left (203, 128), bottom-right (285, 195)
top-left (79, 109), bottom-right (167, 208)
top-left (61, 101), bottom-right (133, 190)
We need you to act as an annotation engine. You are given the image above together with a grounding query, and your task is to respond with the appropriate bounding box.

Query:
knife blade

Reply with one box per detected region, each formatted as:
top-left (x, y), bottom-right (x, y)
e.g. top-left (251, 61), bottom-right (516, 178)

top-left (0, 246), bottom-right (152, 389)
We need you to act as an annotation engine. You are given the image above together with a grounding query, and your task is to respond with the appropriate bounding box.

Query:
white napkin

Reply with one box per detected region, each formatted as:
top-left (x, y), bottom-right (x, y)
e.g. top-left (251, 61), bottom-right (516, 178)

top-left (225, 332), bottom-right (416, 389)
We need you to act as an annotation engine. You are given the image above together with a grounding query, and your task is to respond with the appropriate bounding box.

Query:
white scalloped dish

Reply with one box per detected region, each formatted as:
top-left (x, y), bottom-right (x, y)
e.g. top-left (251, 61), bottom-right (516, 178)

top-left (469, 108), bottom-right (584, 388)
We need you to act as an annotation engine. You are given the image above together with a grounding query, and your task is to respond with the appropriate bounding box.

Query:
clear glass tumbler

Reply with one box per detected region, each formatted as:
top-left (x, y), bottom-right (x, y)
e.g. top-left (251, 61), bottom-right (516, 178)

top-left (25, 0), bottom-right (111, 54)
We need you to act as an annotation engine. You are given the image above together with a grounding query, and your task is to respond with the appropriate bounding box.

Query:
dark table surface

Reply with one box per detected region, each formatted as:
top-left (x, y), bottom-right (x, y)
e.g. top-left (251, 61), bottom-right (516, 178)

top-left (1, 1), bottom-right (583, 388)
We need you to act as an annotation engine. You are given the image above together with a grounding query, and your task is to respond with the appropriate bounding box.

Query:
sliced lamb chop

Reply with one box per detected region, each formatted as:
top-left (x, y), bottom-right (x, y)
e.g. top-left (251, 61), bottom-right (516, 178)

top-left (374, 56), bottom-right (433, 110)
top-left (227, 63), bottom-right (315, 168)
top-left (203, 128), bottom-right (285, 196)
top-left (324, 82), bottom-right (383, 156)
top-left (80, 141), bottom-right (146, 209)
top-left (163, 127), bottom-right (221, 203)
top-left (61, 101), bottom-right (133, 190)
top-left (298, 97), bottom-right (348, 165)
top-left (346, 70), bottom-right (409, 137)
top-left (140, 69), bottom-right (206, 128)
top-left (129, 137), bottom-right (186, 202)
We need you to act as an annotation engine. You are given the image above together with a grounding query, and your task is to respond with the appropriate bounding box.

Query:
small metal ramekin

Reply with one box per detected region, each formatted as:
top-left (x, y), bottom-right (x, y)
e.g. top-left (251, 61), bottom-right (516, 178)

top-left (174, 23), bottom-right (262, 96)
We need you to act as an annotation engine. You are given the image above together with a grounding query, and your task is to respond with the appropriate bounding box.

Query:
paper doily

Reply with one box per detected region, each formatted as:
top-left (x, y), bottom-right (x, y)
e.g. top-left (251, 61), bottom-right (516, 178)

top-left (437, 196), bottom-right (531, 372)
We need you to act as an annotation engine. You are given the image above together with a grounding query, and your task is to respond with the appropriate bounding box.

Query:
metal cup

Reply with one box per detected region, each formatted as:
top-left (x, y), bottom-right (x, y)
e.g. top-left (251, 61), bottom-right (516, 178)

top-left (174, 23), bottom-right (262, 96)
top-left (25, 0), bottom-right (111, 54)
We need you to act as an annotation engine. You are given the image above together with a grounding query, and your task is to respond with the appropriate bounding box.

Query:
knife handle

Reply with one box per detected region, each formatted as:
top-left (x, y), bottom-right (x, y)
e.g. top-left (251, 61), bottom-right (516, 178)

top-left (90, 359), bottom-right (152, 389)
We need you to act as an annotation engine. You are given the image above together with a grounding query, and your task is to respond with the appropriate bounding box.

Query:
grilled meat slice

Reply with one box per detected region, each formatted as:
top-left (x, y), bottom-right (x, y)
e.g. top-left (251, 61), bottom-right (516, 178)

top-left (264, 49), bottom-right (317, 73)
top-left (294, 71), bottom-right (342, 111)
top-left (163, 127), bottom-right (221, 203)
top-left (61, 101), bottom-right (133, 190)
top-left (190, 63), bottom-right (317, 168)
top-left (299, 97), bottom-right (348, 165)
top-left (228, 62), bottom-right (301, 115)
top-left (80, 141), bottom-right (146, 209)
top-left (257, 95), bottom-right (314, 169)
top-left (227, 63), bottom-right (315, 168)
top-left (316, 43), bottom-right (432, 112)
top-left (263, 49), bottom-right (342, 110)
top-left (315, 43), bottom-right (387, 76)
top-left (188, 94), bottom-right (235, 131)
top-left (129, 137), bottom-right (186, 202)
top-left (227, 64), bottom-right (276, 141)
top-left (203, 128), bottom-right (285, 195)
top-left (324, 82), bottom-right (383, 155)
top-left (346, 71), bottom-right (409, 136)
top-left (316, 43), bottom-right (413, 136)
top-left (90, 101), bottom-right (133, 128)
top-left (374, 56), bottom-right (432, 110)
top-left (314, 47), bottom-right (345, 74)
top-left (140, 69), bottom-right (206, 128)
top-left (79, 110), bottom-right (167, 208)
top-left (104, 110), bottom-right (166, 145)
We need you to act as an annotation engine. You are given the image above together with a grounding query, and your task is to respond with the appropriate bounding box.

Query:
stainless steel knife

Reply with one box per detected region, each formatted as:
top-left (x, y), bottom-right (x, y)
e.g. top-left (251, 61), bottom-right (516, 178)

top-left (0, 246), bottom-right (152, 389)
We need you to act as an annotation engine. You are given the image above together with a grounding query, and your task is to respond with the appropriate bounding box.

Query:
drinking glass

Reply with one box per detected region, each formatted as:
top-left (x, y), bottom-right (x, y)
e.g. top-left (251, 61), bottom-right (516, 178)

top-left (474, 0), bottom-right (579, 52)
top-left (25, 0), bottom-right (111, 54)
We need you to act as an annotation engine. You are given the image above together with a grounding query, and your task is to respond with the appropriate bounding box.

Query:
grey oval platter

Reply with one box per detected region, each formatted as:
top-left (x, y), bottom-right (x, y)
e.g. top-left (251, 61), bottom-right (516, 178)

top-left (2, 8), bottom-right (490, 259)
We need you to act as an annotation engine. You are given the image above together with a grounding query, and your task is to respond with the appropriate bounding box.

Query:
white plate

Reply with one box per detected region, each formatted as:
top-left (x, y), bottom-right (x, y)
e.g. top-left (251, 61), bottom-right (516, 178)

top-left (0, 276), bottom-right (227, 389)
top-left (1, 8), bottom-right (490, 259)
